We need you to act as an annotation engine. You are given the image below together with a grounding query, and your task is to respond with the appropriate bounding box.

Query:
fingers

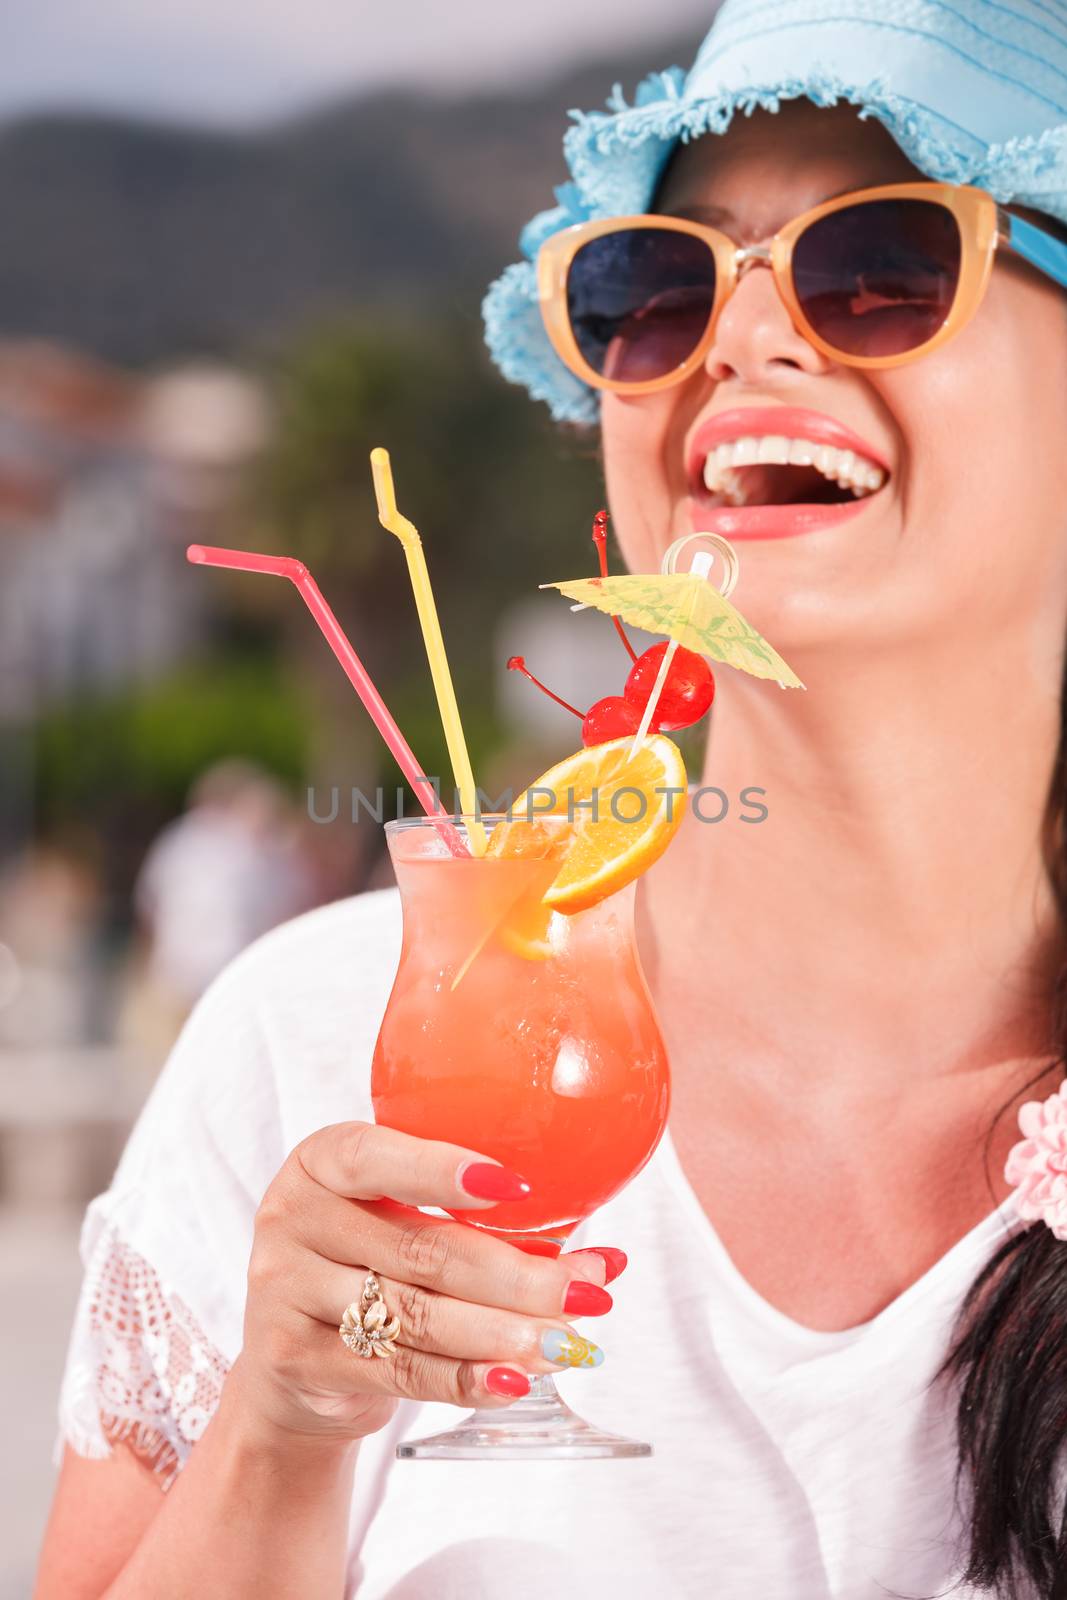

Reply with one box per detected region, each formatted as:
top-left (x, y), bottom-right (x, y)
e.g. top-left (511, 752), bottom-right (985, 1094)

top-left (296, 1121), bottom-right (530, 1212)
top-left (564, 1247), bottom-right (628, 1285)
top-left (286, 1187), bottom-right (613, 1321)
top-left (291, 1311), bottom-right (534, 1411)
top-left (274, 1124), bottom-right (628, 1336)
top-left (296, 1261), bottom-right (606, 1375)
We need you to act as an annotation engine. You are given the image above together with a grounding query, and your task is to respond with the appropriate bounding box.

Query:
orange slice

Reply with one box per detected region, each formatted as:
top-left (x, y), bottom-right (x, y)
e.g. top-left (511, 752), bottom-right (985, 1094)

top-left (481, 818), bottom-right (569, 959)
top-left (488, 734), bottom-right (687, 916)
top-left (497, 896), bottom-right (559, 961)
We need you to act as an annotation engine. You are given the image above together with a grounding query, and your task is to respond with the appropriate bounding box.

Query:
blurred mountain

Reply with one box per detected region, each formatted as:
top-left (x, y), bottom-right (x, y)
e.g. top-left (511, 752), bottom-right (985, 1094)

top-left (0, 36), bottom-right (700, 365)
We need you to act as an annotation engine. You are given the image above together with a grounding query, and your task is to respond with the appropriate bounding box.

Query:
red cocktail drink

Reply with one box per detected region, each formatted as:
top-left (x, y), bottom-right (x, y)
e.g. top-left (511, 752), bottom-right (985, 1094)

top-left (372, 816), bottom-right (669, 1246)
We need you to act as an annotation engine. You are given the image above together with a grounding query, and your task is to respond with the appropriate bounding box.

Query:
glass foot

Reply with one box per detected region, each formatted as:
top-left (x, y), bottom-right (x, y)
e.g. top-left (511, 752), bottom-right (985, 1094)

top-left (396, 1375), bottom-right (652, 1460)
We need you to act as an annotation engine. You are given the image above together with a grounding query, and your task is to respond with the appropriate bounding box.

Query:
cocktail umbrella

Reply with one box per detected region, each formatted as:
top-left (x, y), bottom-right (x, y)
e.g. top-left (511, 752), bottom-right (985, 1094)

top-left (542, 532), bottom-right (804, 746)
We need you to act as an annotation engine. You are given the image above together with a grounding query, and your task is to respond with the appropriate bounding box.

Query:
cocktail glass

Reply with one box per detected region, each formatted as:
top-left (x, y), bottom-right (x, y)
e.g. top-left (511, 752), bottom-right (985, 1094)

top-left (371, 813), bottom-right (670, 1460)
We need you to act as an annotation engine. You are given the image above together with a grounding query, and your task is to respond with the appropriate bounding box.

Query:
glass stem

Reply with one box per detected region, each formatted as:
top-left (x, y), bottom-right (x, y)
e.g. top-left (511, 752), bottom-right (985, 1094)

top-left (476, 1371), bottom-right (562, 1415)
top-left (524, 1374), bottom-right (560, 1404)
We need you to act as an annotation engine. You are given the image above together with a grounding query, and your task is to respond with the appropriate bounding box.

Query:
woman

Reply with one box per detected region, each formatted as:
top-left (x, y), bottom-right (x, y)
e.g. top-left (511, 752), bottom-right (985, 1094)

top-left (35, 2), bottom-right (1067, 1596)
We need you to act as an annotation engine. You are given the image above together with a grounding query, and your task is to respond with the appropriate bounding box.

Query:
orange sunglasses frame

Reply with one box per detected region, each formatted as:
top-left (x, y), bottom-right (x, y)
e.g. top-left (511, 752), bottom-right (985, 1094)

top-left (537, 181), bottom-right (1005, 392)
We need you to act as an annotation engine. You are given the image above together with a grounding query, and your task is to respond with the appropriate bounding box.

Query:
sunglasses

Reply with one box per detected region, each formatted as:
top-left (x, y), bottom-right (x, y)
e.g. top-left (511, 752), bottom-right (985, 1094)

top-left (537, 181), bottom-right (1067, 393)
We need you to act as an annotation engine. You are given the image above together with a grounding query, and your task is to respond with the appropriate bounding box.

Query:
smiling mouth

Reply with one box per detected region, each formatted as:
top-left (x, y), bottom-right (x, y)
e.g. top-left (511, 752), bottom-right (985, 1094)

top-left (697, 436), bottom-right (889, 508)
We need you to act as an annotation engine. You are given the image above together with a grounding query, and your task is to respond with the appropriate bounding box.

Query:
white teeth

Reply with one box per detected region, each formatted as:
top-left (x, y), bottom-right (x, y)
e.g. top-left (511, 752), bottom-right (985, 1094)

top-left (757, 435), bottom-right (789, 463)
top-left (718, 470), bottom-right (748, 507)
top-left (700, 434), bottom-right (888, 501)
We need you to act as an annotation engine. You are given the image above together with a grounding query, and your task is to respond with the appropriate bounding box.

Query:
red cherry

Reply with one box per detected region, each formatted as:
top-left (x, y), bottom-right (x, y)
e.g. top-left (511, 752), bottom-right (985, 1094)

top-left (580, 695), bottom-right (656, 747)
top-left (623, 644), bottom-right (715, 731)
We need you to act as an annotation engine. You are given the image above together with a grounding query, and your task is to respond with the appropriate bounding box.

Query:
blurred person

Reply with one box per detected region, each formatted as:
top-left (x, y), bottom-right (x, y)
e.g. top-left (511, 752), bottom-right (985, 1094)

top-left (121, 760), bottom-right (318, 1050)
top-left (32, 5), bottom-right (1067, 1599)
top-left (0, 841), bottom-right (104, 1047)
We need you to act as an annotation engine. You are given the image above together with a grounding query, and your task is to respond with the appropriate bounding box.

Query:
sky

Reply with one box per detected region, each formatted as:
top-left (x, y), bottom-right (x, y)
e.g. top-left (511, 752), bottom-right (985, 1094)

top-left (4, 1), bottom-right (712, 127)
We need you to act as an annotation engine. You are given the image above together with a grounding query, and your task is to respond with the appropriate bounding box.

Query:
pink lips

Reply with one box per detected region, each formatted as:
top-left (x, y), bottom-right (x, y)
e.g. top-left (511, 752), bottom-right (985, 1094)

top-left (686, 405), bottom-right (891, 542)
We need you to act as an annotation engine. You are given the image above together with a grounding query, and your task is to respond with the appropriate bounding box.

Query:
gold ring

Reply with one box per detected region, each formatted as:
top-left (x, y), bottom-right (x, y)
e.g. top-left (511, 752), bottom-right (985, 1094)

top-left (339, 1271), bottom-right (401, 1358)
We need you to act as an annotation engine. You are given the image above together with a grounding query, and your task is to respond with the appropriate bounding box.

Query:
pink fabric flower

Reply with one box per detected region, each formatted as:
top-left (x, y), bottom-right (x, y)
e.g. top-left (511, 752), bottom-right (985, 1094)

top-left (1005, 1080), bottom-right (1067, 1240)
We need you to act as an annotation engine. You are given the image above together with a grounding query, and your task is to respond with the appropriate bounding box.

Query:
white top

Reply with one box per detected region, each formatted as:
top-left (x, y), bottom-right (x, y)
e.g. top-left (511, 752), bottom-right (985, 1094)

top-left (56, 888), bottom-right (1025, 1599)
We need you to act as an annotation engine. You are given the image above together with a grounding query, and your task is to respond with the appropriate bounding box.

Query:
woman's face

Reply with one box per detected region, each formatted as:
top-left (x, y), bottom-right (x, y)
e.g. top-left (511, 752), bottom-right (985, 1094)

top-left (601, 102), bottom-right (1067, 657)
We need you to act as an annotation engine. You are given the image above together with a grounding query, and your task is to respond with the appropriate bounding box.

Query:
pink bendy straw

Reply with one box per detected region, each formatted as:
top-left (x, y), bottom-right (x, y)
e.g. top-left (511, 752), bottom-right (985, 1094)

top-left (187, 545), bottom-right (469, 858)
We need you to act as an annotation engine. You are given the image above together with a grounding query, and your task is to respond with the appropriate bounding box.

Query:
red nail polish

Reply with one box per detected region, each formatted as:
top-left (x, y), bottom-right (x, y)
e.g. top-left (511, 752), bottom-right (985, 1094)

top-left (564, 1280), bottom-right (613, 1316)
top-left (459, 1162), bottom-right (531, 1202)
top-left (485, 1367), bottom-right (530, 1398)
top-left (586, 1247), bottom-right (628, 1284)
top-left (512, 1236), bottom-right (560, 1259)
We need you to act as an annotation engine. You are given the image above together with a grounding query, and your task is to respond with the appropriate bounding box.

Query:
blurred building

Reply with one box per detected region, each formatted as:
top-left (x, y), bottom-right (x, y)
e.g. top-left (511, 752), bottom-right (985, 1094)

top-left (0, 346), bottom-right (276, 1218)
top-left (0, 344), bottom-right (270, 856)
top-left (0, 345), bottom-right (270, 717)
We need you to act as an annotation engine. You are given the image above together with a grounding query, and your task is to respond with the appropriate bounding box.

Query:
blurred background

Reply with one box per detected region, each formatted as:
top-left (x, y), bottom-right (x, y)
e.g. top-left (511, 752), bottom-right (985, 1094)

top-left (0, 3), bottom-right (713, 1591)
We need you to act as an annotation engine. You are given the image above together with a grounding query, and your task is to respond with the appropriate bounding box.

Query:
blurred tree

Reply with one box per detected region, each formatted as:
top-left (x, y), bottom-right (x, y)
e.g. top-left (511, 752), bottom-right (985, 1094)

top-left (29, 310), bottom-right (607, 911)
top-left (32, 656), bottom-right (311, 908)
top-left (237, 310), bottom-right (603, 812)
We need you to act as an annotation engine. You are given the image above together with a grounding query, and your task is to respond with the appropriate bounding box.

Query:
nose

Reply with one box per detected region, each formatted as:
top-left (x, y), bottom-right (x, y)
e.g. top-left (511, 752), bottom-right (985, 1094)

top-left (702, 256), bottom-right (833, 385)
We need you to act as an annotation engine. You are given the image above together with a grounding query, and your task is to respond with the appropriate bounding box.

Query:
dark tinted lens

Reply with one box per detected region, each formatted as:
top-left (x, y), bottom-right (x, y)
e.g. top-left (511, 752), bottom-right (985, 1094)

top-left (792, 199), bottom-right (962, 357)
top-left (567, 229), bottom-right (716, 382)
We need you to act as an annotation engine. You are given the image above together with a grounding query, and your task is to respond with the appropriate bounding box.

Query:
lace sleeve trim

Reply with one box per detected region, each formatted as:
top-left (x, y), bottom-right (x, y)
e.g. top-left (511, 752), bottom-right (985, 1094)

top-left (57, 1225), bottom-right (232, 1490)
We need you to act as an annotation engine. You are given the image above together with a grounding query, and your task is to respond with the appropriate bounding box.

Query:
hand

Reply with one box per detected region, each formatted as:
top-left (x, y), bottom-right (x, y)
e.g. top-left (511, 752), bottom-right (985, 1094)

top-left (232, 1121), bottom-right (624, 1446)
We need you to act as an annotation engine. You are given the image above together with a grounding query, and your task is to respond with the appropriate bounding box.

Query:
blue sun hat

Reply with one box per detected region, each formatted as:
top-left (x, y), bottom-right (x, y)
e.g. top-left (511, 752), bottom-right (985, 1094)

top-left (482, 0), bottom-right (1067, 424)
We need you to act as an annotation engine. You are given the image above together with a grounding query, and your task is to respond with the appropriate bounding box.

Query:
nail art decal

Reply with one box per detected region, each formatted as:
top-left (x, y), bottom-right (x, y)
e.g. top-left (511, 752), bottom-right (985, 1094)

top-left (542, 1328), bottom-right (605, 1368)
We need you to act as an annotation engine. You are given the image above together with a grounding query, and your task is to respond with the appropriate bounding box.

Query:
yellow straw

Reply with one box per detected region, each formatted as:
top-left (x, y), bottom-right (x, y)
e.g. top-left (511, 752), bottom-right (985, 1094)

top-left (370, 447), bottom-right (487, 857)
